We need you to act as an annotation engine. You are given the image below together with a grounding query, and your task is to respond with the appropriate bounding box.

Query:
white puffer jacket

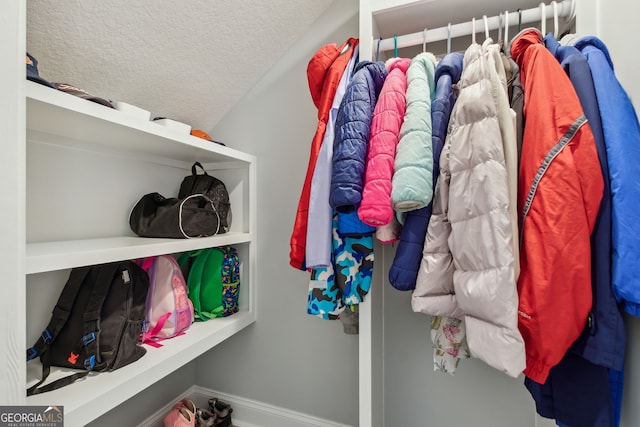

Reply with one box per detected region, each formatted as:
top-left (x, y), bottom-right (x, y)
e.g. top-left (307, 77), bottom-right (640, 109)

top-left (411, 43), bottom-right (525, 378)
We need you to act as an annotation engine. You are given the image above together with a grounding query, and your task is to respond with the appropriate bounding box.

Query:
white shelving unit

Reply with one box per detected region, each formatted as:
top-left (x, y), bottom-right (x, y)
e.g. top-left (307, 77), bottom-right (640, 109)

top-left (21, 80), bottom-right (257, 426)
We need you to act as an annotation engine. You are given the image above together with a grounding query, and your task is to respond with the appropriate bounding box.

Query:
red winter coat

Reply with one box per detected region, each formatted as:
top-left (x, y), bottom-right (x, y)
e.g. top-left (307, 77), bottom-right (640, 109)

top-left (289, 38), bottom-right (358, 270)
top-left (510, 29), bottom-right (603, 384)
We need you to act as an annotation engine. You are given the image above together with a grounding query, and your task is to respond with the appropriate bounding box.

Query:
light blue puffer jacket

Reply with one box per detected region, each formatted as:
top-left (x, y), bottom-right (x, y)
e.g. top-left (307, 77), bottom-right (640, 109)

top-left (388, 52), bottom-right (463, 291)
top-left (391, 52), bottom-right (437, 216)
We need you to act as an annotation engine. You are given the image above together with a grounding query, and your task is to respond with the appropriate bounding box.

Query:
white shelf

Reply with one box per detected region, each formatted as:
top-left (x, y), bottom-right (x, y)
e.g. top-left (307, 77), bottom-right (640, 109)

top-left (21, 75), bottom-right (257, 427)
top-left (26, 233), bottom-right (253, 274)
top-left (26, 311), bottom-right (256, 427)
top-left (25, 80), bottom-right (255, 165)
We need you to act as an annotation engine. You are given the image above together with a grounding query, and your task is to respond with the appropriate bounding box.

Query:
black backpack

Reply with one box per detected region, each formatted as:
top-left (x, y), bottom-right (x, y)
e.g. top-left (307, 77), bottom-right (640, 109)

top-left (26, 261), bottom-right (150, 395)
top-left (179, 161), bottom-right (232, 234)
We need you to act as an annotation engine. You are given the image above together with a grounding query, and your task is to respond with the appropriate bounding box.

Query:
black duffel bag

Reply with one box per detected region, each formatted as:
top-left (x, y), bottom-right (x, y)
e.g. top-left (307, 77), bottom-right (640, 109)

top-left (179, 162), bottom-right (232, 234)
top-left (129, 192), bottom-right (221, 238)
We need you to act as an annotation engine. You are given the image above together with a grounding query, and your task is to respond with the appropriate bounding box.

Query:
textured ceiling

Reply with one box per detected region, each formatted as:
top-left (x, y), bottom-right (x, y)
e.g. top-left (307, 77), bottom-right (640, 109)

top-left (26, 0), bottom-right (334, 132)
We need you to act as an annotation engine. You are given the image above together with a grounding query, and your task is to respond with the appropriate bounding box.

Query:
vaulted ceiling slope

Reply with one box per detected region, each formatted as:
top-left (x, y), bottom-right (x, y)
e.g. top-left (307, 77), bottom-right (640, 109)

top-left (27, 0), bottom-right (334, 133)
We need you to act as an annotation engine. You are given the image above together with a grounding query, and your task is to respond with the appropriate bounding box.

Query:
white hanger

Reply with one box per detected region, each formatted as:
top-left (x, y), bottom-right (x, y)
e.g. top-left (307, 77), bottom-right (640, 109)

top-left (472, 17), bottom-right (476, 44)
top-left (447, 23), bottom-right (452, 53)
top-left (483, 15), bottom-right (490, 41)
top-left (568, 0), bottom-right (577, 23)
top-left (552, 1), bottom-right (559, 38)
top-left (498, 13), bottom-right (503, 44)
top-left (540, 2), bottom-right (546, 35)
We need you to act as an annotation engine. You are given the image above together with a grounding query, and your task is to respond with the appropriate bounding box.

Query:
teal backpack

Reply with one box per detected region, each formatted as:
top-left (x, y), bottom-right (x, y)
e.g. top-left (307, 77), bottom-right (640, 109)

top-left (178, 246), bottom-right (240, 320)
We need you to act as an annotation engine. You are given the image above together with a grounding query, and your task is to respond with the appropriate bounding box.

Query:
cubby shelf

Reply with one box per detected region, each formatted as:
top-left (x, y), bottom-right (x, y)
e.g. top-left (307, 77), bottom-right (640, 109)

top-left (21, 79), bottom-right (257, 426)
top-left (26, 312), bottom-right (256, 426)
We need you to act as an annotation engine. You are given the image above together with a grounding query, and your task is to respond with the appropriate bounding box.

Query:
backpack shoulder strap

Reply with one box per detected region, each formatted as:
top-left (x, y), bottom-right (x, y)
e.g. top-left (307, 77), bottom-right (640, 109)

top-left (187, 249), bottom-right (210, 319)
top-left (220, 246), bottom-right (240, 284)
top-left (27, 263), bottom-right (122, 396)
top-left (81, 262), bottom-right (124, 371)
top-left (198, 248), bottom-right (225, 319)
top-left (27, 266), bottom-right (91, 362)
top-left (27, 266), bottom-right (92, 395)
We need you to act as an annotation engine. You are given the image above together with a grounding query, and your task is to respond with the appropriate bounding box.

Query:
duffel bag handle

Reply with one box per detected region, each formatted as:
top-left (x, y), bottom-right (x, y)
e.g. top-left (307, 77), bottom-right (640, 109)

top-left (179, 194), bottom-right (220, 238)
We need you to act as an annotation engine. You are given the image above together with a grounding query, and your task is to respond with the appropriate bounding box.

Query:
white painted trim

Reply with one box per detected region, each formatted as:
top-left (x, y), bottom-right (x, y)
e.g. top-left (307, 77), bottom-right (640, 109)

top-left (0, 0), bottom-right (26, 406)
top-left (137, 386), bottom-right (355, 427)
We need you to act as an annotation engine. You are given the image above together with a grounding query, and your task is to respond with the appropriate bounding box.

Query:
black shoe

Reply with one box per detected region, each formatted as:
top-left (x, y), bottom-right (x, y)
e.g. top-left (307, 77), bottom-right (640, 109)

top-left (207, 398), bottom-right (233, 427)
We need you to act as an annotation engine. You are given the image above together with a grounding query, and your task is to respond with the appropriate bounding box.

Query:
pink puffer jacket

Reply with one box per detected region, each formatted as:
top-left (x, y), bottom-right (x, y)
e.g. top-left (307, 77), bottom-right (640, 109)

top-left (358, 58), bottom-right (410, 228)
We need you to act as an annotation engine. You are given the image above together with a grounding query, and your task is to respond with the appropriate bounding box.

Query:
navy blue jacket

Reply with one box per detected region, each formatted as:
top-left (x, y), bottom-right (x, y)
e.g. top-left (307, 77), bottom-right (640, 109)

top-left (387, 53), bottom-right (463, 291)
top-left (545, 33), bottom-right (626, 372)
top-left (330, 61), bottom-right (387, 214)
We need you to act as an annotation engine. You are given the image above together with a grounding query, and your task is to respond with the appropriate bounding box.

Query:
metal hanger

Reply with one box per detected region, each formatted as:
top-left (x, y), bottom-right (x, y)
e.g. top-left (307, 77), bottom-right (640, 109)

top-left (423, 28), bottom-right (428, 52)
top-left (518, 8), bottom-right (522, 32)
top-left (504, 10), bottom-right (509, 46)
top-left (552, 1), bottom-right (559, 38)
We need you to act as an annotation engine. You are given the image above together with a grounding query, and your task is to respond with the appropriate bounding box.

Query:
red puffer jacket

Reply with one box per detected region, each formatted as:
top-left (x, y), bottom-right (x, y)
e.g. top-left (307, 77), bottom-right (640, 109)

top-left (510, 29), bottom-right (603, 384)
top-left (289, 38), bottom-right (358, 270)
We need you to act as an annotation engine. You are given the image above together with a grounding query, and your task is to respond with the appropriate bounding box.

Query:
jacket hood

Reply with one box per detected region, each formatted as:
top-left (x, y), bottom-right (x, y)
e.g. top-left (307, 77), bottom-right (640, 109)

top-left (307, 38), bottom-right (358, 109)
top-left (574, 36), bottom-right (614, 69)
top-left (353, 60), bottom-right (389, 97)
top-left (543, 33), bottom-right (584, 64)
top-left (435, 52), bottom-right (464, 84)
top-left (510, 28), bottom-right (543, 66)
top-left (385, 57), bottom-right (411, 74)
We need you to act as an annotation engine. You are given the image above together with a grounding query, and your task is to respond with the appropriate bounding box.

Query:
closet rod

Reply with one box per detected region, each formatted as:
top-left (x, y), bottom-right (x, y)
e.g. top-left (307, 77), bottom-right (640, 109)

top-left (374, 0), bottom-right (575, 53)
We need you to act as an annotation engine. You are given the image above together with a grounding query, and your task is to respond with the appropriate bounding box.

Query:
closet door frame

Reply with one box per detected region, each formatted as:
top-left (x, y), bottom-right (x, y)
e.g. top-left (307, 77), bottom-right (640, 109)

top-left (0, 0), bottom-right (27, 405)
top-left (357, 1), bottom-right (602, 427)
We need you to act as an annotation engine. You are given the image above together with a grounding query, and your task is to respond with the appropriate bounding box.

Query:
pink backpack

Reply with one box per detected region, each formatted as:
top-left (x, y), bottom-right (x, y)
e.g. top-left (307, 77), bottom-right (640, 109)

top-left (137, 255), bottom-right (194, 347)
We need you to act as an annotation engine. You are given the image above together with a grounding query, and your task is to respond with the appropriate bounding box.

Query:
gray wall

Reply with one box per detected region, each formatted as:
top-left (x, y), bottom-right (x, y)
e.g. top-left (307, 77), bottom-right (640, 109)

top-left (381, 244), bottom-right (543, 427)
top-left (88, 364), bottom-right (197, 427)
top-left (199, 1), bottom-right (360, 425)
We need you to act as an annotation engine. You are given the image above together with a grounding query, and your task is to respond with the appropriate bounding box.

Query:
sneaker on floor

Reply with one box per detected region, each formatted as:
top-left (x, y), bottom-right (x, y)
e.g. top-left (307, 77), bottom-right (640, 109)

top-left (207, 398), bottom-right (233, 427)
top-left (195, 408), bottom-right (216, 427)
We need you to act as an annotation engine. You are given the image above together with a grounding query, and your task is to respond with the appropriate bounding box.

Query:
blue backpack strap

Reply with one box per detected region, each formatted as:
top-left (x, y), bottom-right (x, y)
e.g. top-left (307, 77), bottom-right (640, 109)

top-left (27, 266), bottom-right (91, 396)
top-left (27, 267), bottom-right (91, 361)
top-left (80, 262), bottom-right (124, 372)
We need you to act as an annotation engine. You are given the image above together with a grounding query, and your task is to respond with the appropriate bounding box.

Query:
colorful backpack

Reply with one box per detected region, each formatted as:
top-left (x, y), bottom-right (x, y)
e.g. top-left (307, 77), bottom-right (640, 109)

top-left (137, 255), bottom-right (194, 347)
top-left (178, 246), bottom-right (240, 321)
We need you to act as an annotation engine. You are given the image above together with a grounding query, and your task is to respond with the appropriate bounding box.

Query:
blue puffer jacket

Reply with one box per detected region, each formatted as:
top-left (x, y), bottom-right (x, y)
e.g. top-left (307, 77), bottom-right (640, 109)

top-left (330, 61), bottom-right (388, 214)
top-left (574, 36), bottom-right (640, 317)
top-left (388, 53), bottom-right (464, 291)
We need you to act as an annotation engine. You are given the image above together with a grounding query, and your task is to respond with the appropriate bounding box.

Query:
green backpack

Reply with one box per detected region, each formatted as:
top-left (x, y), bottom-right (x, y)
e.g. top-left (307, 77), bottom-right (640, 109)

top-left (178, 246), bottom-right (240, 320)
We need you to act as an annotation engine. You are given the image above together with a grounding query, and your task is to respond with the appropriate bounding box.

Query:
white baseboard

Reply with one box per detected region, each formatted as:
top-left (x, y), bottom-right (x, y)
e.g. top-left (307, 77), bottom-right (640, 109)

top-left (137, 385), bottom-right (355, 427)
